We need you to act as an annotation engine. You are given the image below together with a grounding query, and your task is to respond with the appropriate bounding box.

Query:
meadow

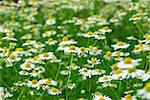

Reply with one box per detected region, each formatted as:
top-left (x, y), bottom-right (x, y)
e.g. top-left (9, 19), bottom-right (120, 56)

top-left (0, 0), bottom-right (150, 100)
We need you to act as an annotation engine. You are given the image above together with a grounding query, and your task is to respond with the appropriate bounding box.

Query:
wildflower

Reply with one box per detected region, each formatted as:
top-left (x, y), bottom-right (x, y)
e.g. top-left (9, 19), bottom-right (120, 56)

top-left (116, 57), bottom-right (141, 69)
top-left (20, 62), bottom-right (35, 71)
top-left (98, 75), bottom-right (112, 83)
top-left (48, 87), bottom-right (61, 95)
top-left (39, 52), bottom-right (54, 60)
top-left (92, 92), bottom-right (112, 100)
top-left (137, 82), bottom-right (150, 99)
top-left (87, 58), bottom-right (101, 66)
top-left (111, 41), bottom-right (130, 50)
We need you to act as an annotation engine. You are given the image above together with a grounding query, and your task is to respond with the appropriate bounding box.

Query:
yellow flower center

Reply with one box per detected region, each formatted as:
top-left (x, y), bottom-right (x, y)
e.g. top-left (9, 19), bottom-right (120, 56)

top-left (115, 51), bottom-right (121, 56)
top-left (45, 80), bottom-right (51, 84)
top-left (117, 41), bottom-right (124, 46)
top-left (51, 87), bottom-right (57, 92)
top-left (8, 54), bottom-right (16, 59)
top-left (32, 79), bottom-right (37, 84)
top-left (128, 67), bottom-right (136, 73)
top-left (62, 36), bottom-right (68, 41)
top-left (125, 94), bottom-right (132, 100)
top-left (91, 59), bottom-right (97, 64)
top-left (113, 64), bottom-right (119, 70)
top-left (25, 62), bottom-right (31, 67)
top-left (69, 45), bottom-right (76, 50)
top-left (145, 82), bottom-right (150, 92)
top-left (43, 53), bottom-right (49, 57)
top-left (116, 69), bottom-right (122, 74)
top-left (131, 14), bottom-right (137, 18)
top-left (102, 26), bottom-right (109, 30)
top-left (124, 57), bottom-right (132, 64)
top-left (16, 48), bottom-right (23, 51)
top-left (87, 31), bottom-right (93, 35)
top-left (103, 76), bottom-right (109, 80)
top-left (80, 47), bottom-right (85, 51)
top-left (106, 51), bottom-right (112, 57)
top-left (48, 38), bottom-right (53, 42)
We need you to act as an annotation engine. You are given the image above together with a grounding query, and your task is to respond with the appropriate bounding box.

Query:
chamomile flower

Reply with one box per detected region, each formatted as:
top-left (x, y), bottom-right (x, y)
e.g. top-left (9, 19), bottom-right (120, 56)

top-left (79, 68), bottom-right (92, 78)
top-left (6, 53), bottom-right (21, 62)
top-left (137, 82), bottom-right (150, 100)
top-left (42, 30), bottom-right (56, 38)
top-left (46, 17), bottom-right (56, 25)
top-left (82, 31), bottom-right (94, 38)
top-left (46, 38), bottom-right (57, 45)
top-left (20, 62), bottom-right (35, 71)
top-left (116, 57), bottom-right (141, 69)
top-left (22, 40), bottom-right (36, 46)
top-left (121, 94), bottom-right (137, 100)
top-left (27, 79), bottom-right (38, 88)
top-left (111, 41), bottom-right (130, 50)
top-left (87, 58), bottom-right (101, 66)
top-left (21, 34), bottom-right (32, 39)
top-left (124, 67), bottom-right (145, 78)
top-left (48, 87), bottom-right (61, 95)
top-left (64, 45), bottom-right (78, 54)
top-left (39, 52), bottom-right (54, 60)
top-left (100, 26), bottom-right (112, 33)
top-left (98, 75), bottom-right (112, 83)
top-left (92, 92), bottom-right (112, 100)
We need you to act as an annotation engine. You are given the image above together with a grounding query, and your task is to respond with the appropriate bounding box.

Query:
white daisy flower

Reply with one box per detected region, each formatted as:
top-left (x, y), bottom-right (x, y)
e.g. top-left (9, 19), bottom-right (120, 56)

top-left (39, 52), bottom-right (54, 60)
top-left (98, 75), bottom-right (112, 83)
top-left (48, 87), bottom-right (61, 95)
top-left (111, 41), bottom-right (130, 50)
top-left (20, 62), bottom-right (35, 71)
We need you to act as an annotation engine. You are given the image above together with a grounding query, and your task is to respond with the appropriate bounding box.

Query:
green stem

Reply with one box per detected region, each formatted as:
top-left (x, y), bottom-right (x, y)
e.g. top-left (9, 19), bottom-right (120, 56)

top-left (66, 54), bottom-right (74, 100)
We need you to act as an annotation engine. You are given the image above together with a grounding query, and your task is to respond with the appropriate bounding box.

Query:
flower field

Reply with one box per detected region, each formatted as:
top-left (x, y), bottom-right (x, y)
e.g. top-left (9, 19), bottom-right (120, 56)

top-left (0, 0), bottom-right (150, 100)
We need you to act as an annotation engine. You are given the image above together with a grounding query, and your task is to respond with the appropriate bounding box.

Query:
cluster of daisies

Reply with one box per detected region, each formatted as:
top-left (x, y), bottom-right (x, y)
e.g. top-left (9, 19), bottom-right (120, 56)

top-left (0, 0), bottom-right (150, 100)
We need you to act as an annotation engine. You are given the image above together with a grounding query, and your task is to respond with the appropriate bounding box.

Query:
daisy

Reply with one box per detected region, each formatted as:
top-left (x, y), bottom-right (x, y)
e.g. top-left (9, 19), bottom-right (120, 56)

top-left (19, 70), bottom-right (29, 76)
top-left (137, 82), bottom-right (150, 100)
top-left (116, 57), bottom-right (141, 69)
top-left (111, 69), bottom-right (127, 80)
top-left (132, 44), bottom-right (150, 54)
top-left (22, 40), bottom-right (36, 46)
top-left (92, 92), bottom-right (112, 100)
top-left (124, 67), bottom-right (145, 78)
top-left (21, 34), bottom-right (32, 39)
top-left (77, 47), bottom-right (88, 57)
top-left (46, 38), bottom-right (57, 45)
top-left (88, 46), bottom-right (102, 56)
top-left (45, 17), bottom-right (56, 25)
top-left (111, 41), bottom-right (130, 50)
top-left (38, 52), bottom-right (54, 60)
top-left (79, 68), bottom-right (92, 78)
top-left (48, 87), bottom-right (61, 95)
top-left (100, 26), bottom-right (112, 33)
top-left (82, 31), bottom-right (94, 38)
top-left (27, 79), bottom-right (38, 88)
top-left (104, 51), bottom-right (112, 60)
top-left (42, 30), bottom-right (56, 38)
top-left (67, 83), bottom-right (76, 90)
top-left (129, 14), bottom-right (141, 21)
top-left (6, 53), bottom-right (21, 62)
top-left (91, 69), bottom-right (106, 76)
top-left (64, 45), bottom-right (78, 54)
top-left (66, 63), bottom-right (80, 70)
top-left (50, 57), bottom-right (61, 63)
top-left (121, 94), bottom-right (137, 100)
top-left (20, 62), bottom-right (35, 71)
top-left (87, 58), bottom-right (100, 66)
top-left (39, 79), bottom-right (57, 86)
top-left (59, 38), bottom-right (77, 46)
top-left (98, 75), bottom-right (112, 83)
